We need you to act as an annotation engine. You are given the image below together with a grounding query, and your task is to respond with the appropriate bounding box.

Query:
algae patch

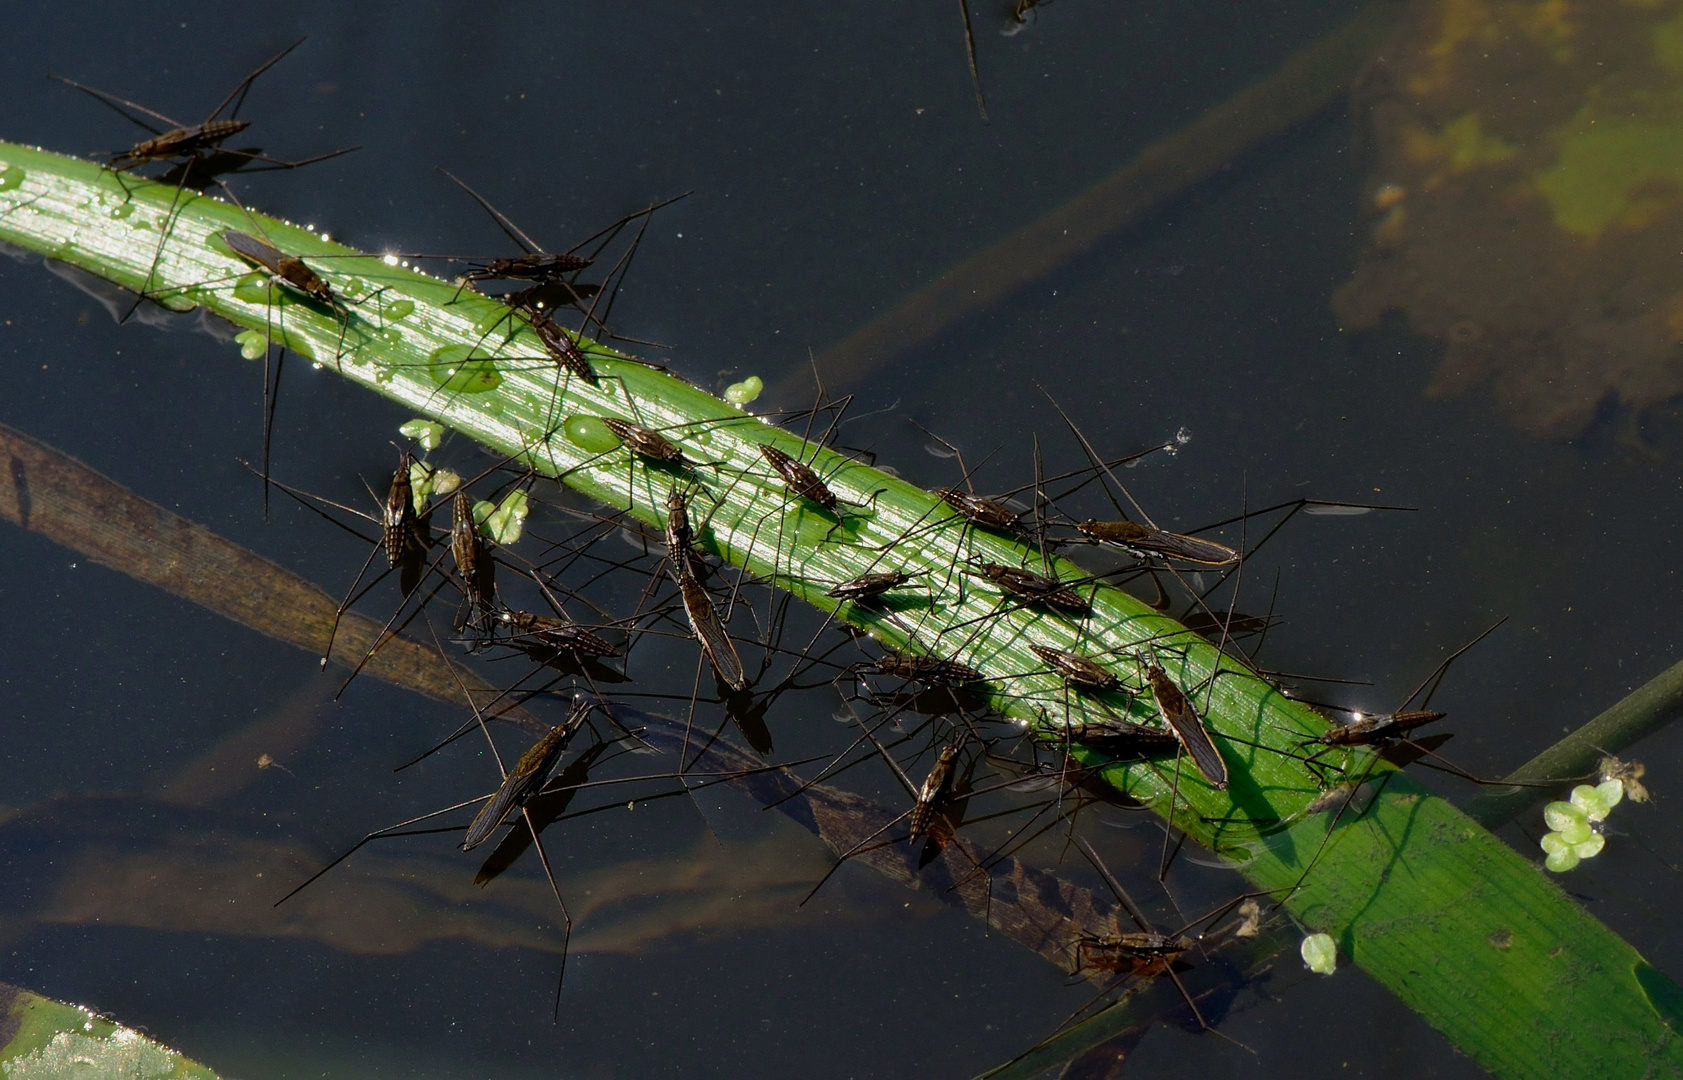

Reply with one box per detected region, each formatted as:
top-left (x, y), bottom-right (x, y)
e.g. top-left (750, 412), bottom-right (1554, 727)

top-left (1336, 0), bottom-right (1683, 445)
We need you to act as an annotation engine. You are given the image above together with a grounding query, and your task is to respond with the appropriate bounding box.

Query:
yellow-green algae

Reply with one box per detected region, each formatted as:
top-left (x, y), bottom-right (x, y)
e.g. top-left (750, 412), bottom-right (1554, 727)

top-left (1534, 103), bottom-right (1683, 236)
top-left (1335, 0), bottom-right (1683, 439)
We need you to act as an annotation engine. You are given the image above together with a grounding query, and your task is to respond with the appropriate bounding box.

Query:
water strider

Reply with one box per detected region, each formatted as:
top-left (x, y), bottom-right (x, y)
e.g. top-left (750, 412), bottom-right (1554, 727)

top-left (1047, 840), bottom-right (1263, 1054)
top-left (751, 363), bottom-right (880, 521)
top-left (238, 454), bottom-right (442, 668)
top-left (1072, 929), bottom-right (1193, 979)
top-left (665, 487), bottom-right (748, 692)
top-left (461, 706), bottom-right (591, 850)
top-left (434, 168), bottom-right (688, 309)
top-left (1312, 708), bottom-right (1446, 749)
top-left (384, 453), bottom-right (433, 600)
top-left (869, 651), bottom-right (986, 687)
top-left (600, 416), bottom-right (692, 466)
top-left (51, 38), bottom-right (355, 189)
top-left (382, 453), bottom-right (418, 567)
top-left (457, 249), bottom-right (593, 292)
top-left (1029, 643), bottom-right (1121, 691)
top-left (498, 610), bottom-right (619, 660)
top-left (1138, 648), bottom-right (1228, 790)
top-left (663, 484), bottom-right (710, 583)
top-left (1074, 518), bottom-right (1241, 567)
top-left (1057, 717), bottom-right (1178, 751)
top-left (935, 484), bottom-right (1021, 531)
top-left (222, 227), bottom-right (357, 515)
top-left (1278, 619), bottom-right (1528, 907)
top-left (524, 304), bottom-right (598, 385)
top-left (222, 229), bottom-right (346, 315)
top-left (967, 559), bottom-right (1090, 615)
top-left (758, 442), bottom-right (844, 513)
top-left (825, 569), bottom-right (920, 603)
top-left (435, 167), bottom-right (593, 299)
top-left (911, 421), bottom-right (1028, 533)
top-left (451, 488), bottom-right (497, 631)
top-left (907, 738), bottom-right (964, 842)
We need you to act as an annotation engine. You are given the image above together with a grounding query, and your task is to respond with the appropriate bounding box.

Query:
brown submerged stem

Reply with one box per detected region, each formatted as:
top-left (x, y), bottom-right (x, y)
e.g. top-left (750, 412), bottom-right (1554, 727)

top-left (0, 421), bottom-right (544, 735)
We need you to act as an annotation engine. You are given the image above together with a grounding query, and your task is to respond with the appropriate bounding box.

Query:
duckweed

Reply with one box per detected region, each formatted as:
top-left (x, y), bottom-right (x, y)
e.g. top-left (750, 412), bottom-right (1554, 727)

top-left (474, 489), bottom-right (529, 544)
top-left (1540, 778), bottom-right (1626, 872)
top-left (725, 375), bottom-right (763, 406)
top-left (1301, 933), bottom-right (1337, 975)
top-left (234, 329), bottom-right (268, 360)
top-left (399, 418), bottom-right (445, 450)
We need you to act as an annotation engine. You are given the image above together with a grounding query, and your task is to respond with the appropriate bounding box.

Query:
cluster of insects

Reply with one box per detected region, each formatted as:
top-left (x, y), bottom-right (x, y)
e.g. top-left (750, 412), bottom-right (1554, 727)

top-left (28, 37), bottom-right (1544, 1055)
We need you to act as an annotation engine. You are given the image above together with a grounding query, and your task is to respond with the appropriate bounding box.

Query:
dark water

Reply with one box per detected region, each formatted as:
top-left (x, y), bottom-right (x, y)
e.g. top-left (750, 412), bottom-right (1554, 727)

top-left (3, 4), bottom-right (1681, 1078)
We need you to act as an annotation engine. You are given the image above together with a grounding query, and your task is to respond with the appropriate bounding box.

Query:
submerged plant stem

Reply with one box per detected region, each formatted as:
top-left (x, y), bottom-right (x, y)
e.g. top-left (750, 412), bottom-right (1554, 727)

top-left (1464, 654), bottom-right (1683, 828)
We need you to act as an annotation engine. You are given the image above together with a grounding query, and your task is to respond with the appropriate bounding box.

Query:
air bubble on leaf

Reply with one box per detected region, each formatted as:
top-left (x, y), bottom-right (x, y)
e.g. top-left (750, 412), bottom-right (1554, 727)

top-left (562, 414), bottom-right (618, 454)
top-left (385, 298), bottom-right (415, 322)
top-left (1543, 800), bottom-right (1585, 834)
top-left (1300, 933), bottom-right (1337, 975)
top-left (426, 344), bottom-right (501, 394)
top-left (472, 306), bottom-right (510, 336)
top-left (399, 419), bottom-right (444, 450)
top-left (232, 273), bottom-right (273, 305)
top-left (725, 375), bottom-right (763, 406)
top-left (234, 329), bottom-right (268, 360)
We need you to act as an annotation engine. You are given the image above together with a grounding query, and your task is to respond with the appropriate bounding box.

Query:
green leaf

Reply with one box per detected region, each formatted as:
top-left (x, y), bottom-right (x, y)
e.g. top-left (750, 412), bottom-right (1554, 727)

top-left (0, 981), bottom-right (221, 1079)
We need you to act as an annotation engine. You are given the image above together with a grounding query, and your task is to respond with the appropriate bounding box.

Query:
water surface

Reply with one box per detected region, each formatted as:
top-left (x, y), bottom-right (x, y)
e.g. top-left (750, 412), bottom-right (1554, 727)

top-left (3, 4), bottom-right (1680, 1078)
